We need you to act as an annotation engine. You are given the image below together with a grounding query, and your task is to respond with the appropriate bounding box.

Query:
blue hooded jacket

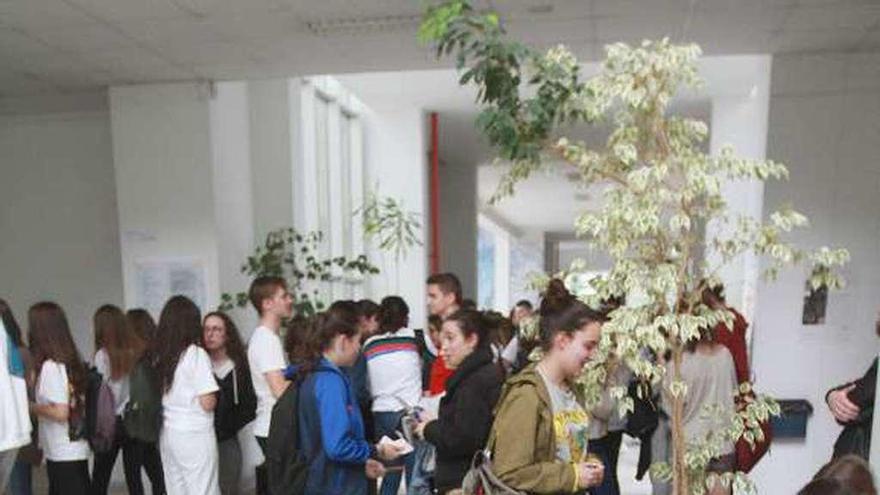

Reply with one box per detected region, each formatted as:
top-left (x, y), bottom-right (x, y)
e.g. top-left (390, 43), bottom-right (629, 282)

top-left (298, 357), bottom-right (374, 495)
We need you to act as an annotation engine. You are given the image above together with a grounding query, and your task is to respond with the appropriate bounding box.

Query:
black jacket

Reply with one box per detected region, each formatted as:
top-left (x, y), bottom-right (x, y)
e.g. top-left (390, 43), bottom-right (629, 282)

top-left (423, 348), bottom-right (503, 493)
top-left (829, 358), bottom-right (877, 459)
top-left (214, 361), bottom-right (257, 442)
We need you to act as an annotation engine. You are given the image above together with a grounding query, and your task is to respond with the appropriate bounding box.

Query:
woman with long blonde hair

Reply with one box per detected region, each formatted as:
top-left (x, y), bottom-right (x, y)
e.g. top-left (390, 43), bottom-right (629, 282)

top-left (91, 304), bottom-right (155, 495)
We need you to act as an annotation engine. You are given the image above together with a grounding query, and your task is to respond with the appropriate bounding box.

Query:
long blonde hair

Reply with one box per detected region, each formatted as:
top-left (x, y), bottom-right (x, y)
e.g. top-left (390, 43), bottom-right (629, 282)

top-left (94, 305), bottom-right (145, 380)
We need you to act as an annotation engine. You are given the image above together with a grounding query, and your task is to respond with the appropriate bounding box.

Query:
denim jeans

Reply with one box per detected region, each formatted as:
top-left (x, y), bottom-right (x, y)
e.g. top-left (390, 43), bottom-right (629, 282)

top-left (587, 432), bottom-right (622, 495)
top-left (374, 410), bottom-right (416, 495)
top-left (407, 441), bottom-right (434, 495)
top-left (8, 458), bottom-right (31, 495)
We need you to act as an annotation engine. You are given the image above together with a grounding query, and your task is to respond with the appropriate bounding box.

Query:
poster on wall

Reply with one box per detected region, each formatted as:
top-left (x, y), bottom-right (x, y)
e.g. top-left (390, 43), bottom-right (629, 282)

top-left (802, 281), bottom-right (828, 325)
top-left (134, 259), bottom-right (206, 318)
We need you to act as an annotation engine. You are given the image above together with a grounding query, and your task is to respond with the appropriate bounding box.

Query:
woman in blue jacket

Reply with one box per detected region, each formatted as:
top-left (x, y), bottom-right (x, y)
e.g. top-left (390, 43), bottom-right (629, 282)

top-left (297, 305), bottom-right (405, 495)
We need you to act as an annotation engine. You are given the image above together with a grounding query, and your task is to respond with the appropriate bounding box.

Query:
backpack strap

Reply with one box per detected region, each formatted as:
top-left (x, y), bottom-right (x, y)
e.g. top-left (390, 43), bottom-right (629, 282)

top-left (413, 328), bottom-right (429, 358)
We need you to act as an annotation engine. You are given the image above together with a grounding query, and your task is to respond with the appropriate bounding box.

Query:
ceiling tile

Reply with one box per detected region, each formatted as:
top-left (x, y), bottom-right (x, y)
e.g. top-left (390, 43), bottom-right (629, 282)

top-left (506, 17), bottom-right (595, 47)
top-left (0, 0), bottom-right (94, 29)
top-left (691, 3), bottom-right (792, 33)
top-left (35, 21), bottom-right (139, 54)
top-left (595, 15), bottom-right (682, 45)
top-left (0, 71), bottom-right (59, 97)
top-left (158, 41), bottom-right (257, 66)
top-left (208, 10), bottom-right (305, 41)
top-left (499, 1), bottom-right (592, 21)
top-left (771, 28), bottom-right (866, 53)
top-left (0, 27), bottom-right (57, 59)
top-left (845, 52), bottom-right (880, 91)
top-left (115, 17), bottom-right (230, 47)
top-left (64, 0), bottom-right (189, 22)
top-left (772, 53), bottom-right (849, 94)
top-left (81, 48), bottom-right (197, 82)
top-left (592, 0), bottom-right (689, 17)
top-left (863, 27), bottom-right (880, 50)
top-left (783, 4), bottom-right (880, 31)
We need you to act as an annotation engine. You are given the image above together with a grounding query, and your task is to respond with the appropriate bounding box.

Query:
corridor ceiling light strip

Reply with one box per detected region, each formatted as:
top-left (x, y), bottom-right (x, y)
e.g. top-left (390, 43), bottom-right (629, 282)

top-left (304, 14), bottom-right (424, 36)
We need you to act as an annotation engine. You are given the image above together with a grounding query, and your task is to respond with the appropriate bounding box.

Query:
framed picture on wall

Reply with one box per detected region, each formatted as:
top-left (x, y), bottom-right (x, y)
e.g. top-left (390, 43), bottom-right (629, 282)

top-left (802, 281), bottom-right (828, 325)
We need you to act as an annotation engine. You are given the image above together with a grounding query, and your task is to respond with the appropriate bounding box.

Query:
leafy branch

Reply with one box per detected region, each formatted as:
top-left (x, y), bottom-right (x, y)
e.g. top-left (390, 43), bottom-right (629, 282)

top-left (219, 228), bottom-right (379, 317)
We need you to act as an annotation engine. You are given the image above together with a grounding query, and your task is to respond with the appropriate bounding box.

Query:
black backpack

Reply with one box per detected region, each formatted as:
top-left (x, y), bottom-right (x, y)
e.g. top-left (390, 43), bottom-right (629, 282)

top-left (266, 374), bottom-right (309, 495)
top-left (123, 360), bottom-right (162, 443)
top-left (413, 328), bottom-right (433, 390)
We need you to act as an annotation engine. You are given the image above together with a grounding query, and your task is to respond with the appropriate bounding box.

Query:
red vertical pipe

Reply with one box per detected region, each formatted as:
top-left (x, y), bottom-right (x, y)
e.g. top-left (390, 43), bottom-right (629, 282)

top-left (429, 112), bottom-right (441, 274)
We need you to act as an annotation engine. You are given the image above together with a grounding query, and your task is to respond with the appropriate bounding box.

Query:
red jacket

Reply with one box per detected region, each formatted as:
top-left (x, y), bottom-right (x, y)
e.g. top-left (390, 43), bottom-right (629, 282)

top-left (428, 354), bottom-right (454, 395)
top-left (714, 306), bottom-right (750, 384)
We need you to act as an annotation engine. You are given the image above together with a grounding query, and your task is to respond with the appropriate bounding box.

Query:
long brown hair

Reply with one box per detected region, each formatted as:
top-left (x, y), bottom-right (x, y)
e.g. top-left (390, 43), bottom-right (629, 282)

top-left (127, 309), bottom-right (158, 361)
top-left (202, 311), bottom-right (248, 371)
top-left (815, 454), bottom-right (877, 495)
top-left (94, 305), bottom-right (145, 380)
top-left (154, 296), bottom-right (203, 392)
top-left (28, 302), bottom-right (87, 400)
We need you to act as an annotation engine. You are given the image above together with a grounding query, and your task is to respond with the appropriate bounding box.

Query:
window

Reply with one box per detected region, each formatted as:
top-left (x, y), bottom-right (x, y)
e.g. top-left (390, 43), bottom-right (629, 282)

top-left (301, 77), bottom-right (366, 301)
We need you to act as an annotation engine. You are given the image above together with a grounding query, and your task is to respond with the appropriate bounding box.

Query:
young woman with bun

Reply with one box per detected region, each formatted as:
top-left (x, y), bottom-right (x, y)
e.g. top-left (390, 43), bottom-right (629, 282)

top-left (489, 279), bottom-right (606, 493)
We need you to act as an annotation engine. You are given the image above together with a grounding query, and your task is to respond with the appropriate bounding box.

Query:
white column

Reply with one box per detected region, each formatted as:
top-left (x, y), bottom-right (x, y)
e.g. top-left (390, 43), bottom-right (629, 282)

top-left (109, 83), bottom-right (220, 316)
top-left (209, 81), bottom-right (256, 316)
top-left (705, 58), bottom-right (772, 328)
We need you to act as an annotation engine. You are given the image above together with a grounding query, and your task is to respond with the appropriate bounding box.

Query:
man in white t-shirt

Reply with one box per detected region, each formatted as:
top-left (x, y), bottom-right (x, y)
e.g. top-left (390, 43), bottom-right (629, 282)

top-left (246, 276), bottom-right (293, 495)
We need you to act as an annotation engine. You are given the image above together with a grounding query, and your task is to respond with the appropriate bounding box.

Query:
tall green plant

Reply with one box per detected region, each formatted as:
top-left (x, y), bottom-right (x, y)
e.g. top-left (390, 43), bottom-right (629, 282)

top-left (421, 2), bottom-right (848, 493)
top-left (358, 186), bottom-right (423, 261)
top-left (219, 228), bottom-right (379, 316)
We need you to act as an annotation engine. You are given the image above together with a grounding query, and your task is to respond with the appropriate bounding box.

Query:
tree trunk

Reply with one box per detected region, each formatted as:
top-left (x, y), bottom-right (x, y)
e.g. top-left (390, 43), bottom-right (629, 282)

top-left (671, 346), bottom-right (690, 495)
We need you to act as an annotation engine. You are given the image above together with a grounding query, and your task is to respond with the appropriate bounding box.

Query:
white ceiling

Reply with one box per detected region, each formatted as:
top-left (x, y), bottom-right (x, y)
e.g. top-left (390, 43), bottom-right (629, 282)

top-left (1, 0), bottom-right (879, 98)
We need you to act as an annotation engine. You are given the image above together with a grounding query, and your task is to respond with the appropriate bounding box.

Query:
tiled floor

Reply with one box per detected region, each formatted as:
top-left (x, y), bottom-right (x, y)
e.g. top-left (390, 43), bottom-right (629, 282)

top-left (31, 437), bottom-right (653, 495)
top-left (619, 435), bottom-right (653, 495)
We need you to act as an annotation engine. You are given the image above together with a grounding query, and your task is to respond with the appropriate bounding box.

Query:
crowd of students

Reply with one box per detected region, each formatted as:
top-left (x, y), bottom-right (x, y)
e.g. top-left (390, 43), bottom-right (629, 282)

top-left (0, 273), bottom-right (877, 495)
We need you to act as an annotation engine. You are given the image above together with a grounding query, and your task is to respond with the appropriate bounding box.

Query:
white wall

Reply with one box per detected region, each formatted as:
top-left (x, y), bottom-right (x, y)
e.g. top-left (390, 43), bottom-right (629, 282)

top-left (707, 56), bottom-right (772, 325)
top-left (0, 104), bottom-right (121, 355)
top-left (750, 51), bottom-right (880, 494)
top-left (110, 83), bottom-right (221, 316)
top-left (359, 103), bottom-right (429, 326)
top-left (440, 153), bottom-right (478, 300)
top-left (249, 79), bottom-right (296, 239)
top-left (210, 82), bottom-right (258, 331)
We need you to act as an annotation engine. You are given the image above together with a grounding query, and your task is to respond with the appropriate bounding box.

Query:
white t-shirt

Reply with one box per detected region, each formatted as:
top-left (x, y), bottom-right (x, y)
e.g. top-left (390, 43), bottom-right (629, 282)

top-left (162, 345), bottom-right (219, 433)
top-left (247, 326), bottom-right (286, 437)
top-left (501, 336), bottom-right (519, 365)
top-left (36, 360), bottom-right (89, 461)
top-left (94, 348), bottom-right (131, 416)
top-left (363, 328), bottom-right (423, 412)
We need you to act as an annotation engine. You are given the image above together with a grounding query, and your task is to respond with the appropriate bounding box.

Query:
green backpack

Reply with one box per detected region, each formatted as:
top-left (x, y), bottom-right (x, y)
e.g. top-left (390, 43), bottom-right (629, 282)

top-left (123, 360), bottom-right (162, 443)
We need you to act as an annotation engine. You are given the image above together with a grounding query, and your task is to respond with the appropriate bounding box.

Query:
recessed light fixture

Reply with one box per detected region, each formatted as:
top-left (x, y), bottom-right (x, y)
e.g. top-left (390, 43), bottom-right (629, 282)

top-left (305, 14), bottom-right (424, 36)
top-left (527, 4), bottom-right (554, 14)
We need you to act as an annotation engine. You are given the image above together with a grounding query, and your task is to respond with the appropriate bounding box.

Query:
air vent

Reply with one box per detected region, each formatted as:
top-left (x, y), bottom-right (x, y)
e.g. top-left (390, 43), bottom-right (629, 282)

top-left (564, 171), bottom-right (582, 182)
top-left (305, 14), bottom-right (423, 36)
top-left (526, 4), bottom-right (554, 14)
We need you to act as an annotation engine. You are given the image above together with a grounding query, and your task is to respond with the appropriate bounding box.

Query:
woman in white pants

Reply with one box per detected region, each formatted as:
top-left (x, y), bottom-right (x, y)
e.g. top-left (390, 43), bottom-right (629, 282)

top-left (154, 295), bottom-right (220, 495)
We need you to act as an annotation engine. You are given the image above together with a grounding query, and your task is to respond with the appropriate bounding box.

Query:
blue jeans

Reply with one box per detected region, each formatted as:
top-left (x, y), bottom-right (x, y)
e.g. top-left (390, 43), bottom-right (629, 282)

top-left (587, 431), bottom-right (622, 495)
top-left (407, 441), bottom-right (434, 495)
top-left (374, 411), bottom-right (416, 495)
top-left (8, 459), bottom-right (31, 495)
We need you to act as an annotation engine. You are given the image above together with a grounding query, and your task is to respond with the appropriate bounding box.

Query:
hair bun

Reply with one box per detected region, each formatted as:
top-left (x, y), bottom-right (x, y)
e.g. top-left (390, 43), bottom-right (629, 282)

top-left (539, 278), bottom-right (575, 316)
